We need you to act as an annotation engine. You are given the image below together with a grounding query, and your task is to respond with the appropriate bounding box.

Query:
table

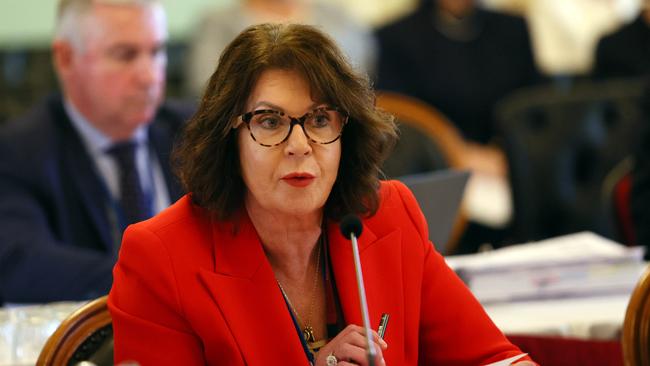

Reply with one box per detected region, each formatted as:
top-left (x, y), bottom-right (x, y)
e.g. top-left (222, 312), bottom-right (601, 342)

top-left (508, 335), bottom-right (623, 366)
top-left (450, 233), bottom-right (645, 365)
top-left (485, 294), bottom-right (630, 340)
top-left (0, 296), bottom-right (631, 366)
top-left (483, 294), bottom-right (630, 365)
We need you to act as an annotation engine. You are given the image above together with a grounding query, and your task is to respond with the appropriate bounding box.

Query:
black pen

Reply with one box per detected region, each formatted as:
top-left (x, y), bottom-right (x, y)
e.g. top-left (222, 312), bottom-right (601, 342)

top-left (378, 313), bottom-right (390, 339)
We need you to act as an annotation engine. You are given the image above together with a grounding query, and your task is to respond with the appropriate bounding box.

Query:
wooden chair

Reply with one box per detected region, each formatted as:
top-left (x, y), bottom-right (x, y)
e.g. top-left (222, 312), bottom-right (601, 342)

top-left (622, 266), bottom-right (650, 366)
top-left (376, 91), bottom-right (468, 253)
top-left (37, 295), bottom-right (113, 366)
top-left (376, 91), bottom-right (466, 170)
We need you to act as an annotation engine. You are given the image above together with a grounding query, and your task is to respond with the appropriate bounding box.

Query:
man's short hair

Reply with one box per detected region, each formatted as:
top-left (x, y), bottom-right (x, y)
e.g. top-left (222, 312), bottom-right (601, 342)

top-left (54, 0), bottom-right (162, 51)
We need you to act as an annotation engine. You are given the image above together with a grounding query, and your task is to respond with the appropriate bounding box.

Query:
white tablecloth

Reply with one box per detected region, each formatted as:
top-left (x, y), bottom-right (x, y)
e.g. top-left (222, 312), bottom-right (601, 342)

top-left (485, 294), bottom-right (630, 340)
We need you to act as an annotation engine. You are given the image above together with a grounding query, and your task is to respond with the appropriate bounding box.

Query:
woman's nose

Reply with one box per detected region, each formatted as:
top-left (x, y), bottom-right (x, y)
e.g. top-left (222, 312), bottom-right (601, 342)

top-left (284, 123), bottom-right (312, 156)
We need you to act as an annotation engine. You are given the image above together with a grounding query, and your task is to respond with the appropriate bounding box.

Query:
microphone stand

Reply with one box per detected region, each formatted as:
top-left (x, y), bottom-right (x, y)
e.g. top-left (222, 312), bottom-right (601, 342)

top-left (347, 226), bottom-right (377, 366)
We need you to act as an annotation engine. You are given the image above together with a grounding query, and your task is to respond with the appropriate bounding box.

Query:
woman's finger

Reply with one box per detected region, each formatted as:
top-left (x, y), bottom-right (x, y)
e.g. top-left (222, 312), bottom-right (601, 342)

top-left (372, 330), bottom-right (389, 349)
top-left (340, 325), bottom-right (388, 350)
top-left (316, 324), bottom-right (388, 366)
top-left (335, 340), bottom-right (386, 366)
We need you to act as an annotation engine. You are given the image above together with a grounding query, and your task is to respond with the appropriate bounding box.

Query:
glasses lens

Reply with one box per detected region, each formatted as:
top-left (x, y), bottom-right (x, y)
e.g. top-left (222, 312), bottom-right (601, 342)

top-left (304, 108), bottom-right (345, 144)
top-left (249, 111), bottom-right (290, 146)
top-left (246, 108), bottom-right (347, 146)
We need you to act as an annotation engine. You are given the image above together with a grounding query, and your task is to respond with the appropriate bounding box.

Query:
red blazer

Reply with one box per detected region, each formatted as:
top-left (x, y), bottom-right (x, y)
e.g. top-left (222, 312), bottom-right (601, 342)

top-left (109, 180), bottom-right (531, 365)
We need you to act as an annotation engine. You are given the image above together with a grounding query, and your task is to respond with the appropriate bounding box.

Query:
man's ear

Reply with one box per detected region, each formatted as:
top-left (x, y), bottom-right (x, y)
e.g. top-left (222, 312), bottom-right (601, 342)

top-left (52, 40), bottom-right (75, 77)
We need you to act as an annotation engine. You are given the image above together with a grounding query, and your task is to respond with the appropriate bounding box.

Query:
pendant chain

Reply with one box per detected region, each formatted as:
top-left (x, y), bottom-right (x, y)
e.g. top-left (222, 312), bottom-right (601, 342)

top-left (277, 238), bottom-right (322, 344)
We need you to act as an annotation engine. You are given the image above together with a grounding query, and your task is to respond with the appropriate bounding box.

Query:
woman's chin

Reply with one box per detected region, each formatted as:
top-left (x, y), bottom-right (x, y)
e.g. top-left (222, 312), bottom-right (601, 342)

top-left (270, 197), bottom-right (325, 218)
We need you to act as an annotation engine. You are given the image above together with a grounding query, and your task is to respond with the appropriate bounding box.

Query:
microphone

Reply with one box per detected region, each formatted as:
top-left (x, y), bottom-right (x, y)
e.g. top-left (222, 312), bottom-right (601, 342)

top-left (340, 214), bottom-right (377, 366)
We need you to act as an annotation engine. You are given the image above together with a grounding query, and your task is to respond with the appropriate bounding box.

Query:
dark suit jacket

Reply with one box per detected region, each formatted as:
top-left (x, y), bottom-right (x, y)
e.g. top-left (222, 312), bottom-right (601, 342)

top-left (109, 181), bottom-right (532, 365)
top-left (376, 7), bottom-right (538, 144)
top-left (0, 95), bottom-right (192, 303)
top-left (594, 15), bottom-right (650, 79)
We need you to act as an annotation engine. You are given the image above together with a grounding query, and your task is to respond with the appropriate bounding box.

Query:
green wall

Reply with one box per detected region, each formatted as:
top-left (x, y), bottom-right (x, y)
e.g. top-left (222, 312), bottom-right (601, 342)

top-left (0, 0), bottom-right (231, 48)
top-left (0, 0), bottom-right (416, 48)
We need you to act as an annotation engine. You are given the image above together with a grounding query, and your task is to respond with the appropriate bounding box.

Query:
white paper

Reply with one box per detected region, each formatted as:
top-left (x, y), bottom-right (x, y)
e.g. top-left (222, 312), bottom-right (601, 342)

top-left (483, 353), bottom-right (528, 366)
top-left (445, 232), bottom-right (644, 273)
top-left (445, 232), bottom-right (647, 304)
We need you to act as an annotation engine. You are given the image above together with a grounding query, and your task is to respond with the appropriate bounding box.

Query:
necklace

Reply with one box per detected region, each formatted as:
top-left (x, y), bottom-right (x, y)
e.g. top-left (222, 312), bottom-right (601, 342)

top-left (277, 239), bottom-right (322, 345)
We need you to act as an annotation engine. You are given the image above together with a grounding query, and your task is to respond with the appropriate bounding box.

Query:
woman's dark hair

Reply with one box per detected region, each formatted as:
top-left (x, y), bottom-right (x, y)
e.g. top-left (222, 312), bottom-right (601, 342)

top-left (173, 23), bottom-right (397, 220)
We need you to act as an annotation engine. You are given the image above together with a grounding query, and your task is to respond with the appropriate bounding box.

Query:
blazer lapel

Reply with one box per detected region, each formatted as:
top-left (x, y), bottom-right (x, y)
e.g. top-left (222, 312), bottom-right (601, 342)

top-left (55, 100), bottom-right (116, 251)
top-left (327, 220), bottom-right (406, 365)
top-left (198, 213), bottom-right (310, 366)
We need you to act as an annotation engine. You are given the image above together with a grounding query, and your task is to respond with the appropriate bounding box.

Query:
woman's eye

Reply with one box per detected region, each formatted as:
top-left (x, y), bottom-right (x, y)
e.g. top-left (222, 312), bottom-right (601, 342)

top-left (257, 116), bottom-right (282, 129)
top-left (312, 113), bottom-right (331, 127)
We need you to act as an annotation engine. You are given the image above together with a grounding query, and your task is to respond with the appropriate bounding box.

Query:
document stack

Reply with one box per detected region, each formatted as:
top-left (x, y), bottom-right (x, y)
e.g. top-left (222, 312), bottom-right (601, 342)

top-left (445, 232), bottom-right (647, 304)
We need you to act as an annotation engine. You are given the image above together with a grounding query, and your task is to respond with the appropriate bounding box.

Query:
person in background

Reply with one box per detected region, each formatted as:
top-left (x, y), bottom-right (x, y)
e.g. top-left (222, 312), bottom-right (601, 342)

top-left (484, 0), bottom-right (639, 76)
top-left (184, 0), bottom-right (377, 97)
top-left (376, 0), bottom-right (538, 177)
top-left (593, 0), bottom-right (650, 79)
top-left (0, 0), bottom-right (192, 304)
top-left (109, 23), bottom-right (536, 366)
top-left (376, 0), bottom-right (539, 254)
top-left (632, 80), bottom-right (650, 258)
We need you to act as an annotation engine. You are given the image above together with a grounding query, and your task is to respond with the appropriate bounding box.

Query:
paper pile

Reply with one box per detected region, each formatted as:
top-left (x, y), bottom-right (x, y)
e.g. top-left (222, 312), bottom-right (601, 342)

top-left (445, 232), bottom-right (647, 304)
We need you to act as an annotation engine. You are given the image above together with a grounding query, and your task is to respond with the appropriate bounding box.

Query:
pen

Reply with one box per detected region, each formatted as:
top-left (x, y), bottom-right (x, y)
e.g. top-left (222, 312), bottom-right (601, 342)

top-left (378, 313), bottom-right (390, 339)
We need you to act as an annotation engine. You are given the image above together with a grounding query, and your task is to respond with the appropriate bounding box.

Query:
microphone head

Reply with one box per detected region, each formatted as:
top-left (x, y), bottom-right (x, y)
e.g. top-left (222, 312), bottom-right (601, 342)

top-left (340, 214), bottom-right (363, 239)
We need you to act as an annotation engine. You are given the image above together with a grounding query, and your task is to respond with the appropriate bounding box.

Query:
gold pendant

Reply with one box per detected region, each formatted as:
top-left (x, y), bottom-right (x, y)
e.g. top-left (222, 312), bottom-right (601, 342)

top-left (303, 326), bottom-right (315, 343)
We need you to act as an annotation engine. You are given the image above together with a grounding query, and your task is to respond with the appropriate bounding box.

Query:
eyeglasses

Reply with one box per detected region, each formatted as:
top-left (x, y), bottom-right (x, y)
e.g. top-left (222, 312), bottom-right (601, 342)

top-left (236, 106), bottom-right (348, 147)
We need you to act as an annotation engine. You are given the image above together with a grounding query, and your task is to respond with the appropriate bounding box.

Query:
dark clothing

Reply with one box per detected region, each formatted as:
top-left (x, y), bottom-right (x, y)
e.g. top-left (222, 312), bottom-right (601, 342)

top-left (595, 15), bottom-right (650, 255)
top-left (594, 15), bottom-right (650, 79)
top-left (0, 95), bottom-right (192, 303)
top-left (632, 121), bottom-right (650, 258)
top-left (376, 7), bottom-right (538, 144)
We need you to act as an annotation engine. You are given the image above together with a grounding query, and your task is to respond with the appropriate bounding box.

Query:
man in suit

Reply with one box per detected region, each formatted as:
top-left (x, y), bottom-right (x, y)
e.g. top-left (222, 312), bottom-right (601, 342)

top-left (0, 0), bottom-right (192, 303)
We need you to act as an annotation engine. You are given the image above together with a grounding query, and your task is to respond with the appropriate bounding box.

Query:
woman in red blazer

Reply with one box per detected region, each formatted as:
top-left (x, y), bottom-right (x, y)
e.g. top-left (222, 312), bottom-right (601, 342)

top-left (108, 23), bottom-right (535, 366)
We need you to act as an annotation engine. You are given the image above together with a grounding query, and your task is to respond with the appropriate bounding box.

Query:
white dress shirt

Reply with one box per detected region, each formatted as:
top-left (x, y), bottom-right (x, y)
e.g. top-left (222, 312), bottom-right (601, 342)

top-left (64, 100), bottom-right (171, 215)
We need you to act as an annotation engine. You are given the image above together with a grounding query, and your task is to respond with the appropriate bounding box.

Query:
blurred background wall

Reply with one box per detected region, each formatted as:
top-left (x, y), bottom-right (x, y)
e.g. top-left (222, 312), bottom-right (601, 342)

top-left (0, 0), bottom-right (418, 48)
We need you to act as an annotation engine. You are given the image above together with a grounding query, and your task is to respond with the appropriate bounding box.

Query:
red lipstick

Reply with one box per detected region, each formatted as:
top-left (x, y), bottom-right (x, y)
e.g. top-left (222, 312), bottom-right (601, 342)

top-left (282, 172), bottom-right (315, 187)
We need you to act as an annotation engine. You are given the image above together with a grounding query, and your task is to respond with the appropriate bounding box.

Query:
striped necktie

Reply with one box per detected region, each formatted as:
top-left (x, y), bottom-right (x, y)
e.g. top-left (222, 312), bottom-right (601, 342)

top-left (106, 141), bottom-right (152, 227)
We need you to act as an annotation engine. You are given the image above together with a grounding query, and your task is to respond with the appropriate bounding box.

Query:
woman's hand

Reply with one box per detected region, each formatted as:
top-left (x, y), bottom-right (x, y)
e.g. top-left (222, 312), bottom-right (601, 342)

top-left (314, 324), bottom-right (388, 366)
